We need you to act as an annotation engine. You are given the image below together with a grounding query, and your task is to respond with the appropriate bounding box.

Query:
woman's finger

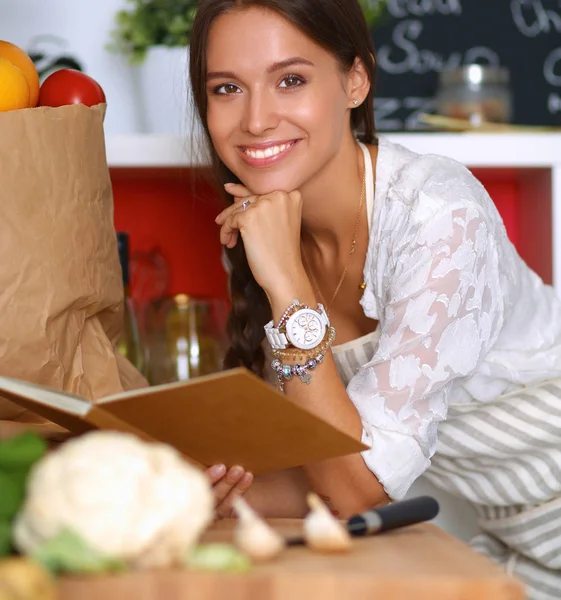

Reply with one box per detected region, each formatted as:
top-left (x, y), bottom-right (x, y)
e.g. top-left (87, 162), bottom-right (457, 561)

top-left (215, 471), bottom-right (254, 519)
top-left (220, 207), bottom-right (247, 247)
top-left (224, 182), bottom-right (252, 197)
top-left (228, 471), bottom-right (254, 501)
top-left (212, 465), bottom-right (245, 508)
top-left (215, 196), bottom-right (244, 224)
top-left (205, 464), bottom-right (227, 485)
top-left (216, 193), bottom-right (254, 225)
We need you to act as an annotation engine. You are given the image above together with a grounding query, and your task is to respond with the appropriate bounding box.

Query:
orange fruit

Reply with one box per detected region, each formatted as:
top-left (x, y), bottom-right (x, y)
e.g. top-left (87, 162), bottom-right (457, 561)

top-left (0, 40), bottom-right (39, 107)
top-left (0, 57), bottom-right (30, 111)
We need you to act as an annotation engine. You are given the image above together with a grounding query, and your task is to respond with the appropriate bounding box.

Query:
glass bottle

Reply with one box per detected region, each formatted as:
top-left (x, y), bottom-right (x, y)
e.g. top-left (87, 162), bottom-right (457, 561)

top-left (116, 232), bottom-right (145, 376)
top-left (147, 294), bottom-right (227, 384)
top-left (435, 65), bottom-right (513, 126)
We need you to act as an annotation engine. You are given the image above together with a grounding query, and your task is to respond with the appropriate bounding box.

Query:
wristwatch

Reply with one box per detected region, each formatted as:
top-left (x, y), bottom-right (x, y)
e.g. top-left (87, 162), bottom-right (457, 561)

top-left (265, 301), bottom-right (330, 350)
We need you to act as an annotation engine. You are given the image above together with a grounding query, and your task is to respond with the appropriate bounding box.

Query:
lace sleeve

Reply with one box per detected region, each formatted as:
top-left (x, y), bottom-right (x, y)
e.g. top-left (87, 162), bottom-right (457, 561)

top-left (348, 198), bottom-right (505, 500)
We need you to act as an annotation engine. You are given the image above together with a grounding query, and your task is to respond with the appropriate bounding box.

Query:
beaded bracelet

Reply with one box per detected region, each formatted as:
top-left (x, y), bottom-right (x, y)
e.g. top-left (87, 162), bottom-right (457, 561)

top-left (270, 325), bottom-right (336, 392)
top-left (275, 298), bottom-right (299, 329)
top-left (271, 326), bottom-right (337, 363)
top-left (276, 298), bottom-right (312, 330)
top-left (271, 352), bottom-right (326, 393)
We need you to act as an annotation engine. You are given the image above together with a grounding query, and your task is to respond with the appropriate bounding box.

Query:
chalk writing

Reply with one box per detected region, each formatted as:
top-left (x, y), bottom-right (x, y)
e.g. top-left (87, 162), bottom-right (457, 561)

top-left (377, 20), bottom-right (499, 75)
top-left (511, 0), bottom-right (561, 37)
top-left (386, 0), bottom-right (462, 18)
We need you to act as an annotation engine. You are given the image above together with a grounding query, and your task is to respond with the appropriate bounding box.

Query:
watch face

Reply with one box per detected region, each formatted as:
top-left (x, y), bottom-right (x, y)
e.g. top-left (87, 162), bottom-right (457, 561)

top-left (286, 309), bottom-right (326, 350)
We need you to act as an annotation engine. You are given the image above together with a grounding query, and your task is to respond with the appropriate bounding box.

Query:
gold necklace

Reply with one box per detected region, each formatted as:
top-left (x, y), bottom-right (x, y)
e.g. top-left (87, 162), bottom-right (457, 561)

top-left (302, 162), bottom-right (366, 313)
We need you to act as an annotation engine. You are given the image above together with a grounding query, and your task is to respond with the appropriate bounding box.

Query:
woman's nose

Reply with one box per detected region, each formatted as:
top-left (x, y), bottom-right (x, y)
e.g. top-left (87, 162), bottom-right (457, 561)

top-left (241, 90), bottom-right (279, 136)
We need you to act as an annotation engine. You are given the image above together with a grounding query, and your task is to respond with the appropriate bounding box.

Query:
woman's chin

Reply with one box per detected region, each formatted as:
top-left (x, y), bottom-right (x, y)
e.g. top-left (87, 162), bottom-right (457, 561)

top-left (238, 174), bottom-right (301, 195)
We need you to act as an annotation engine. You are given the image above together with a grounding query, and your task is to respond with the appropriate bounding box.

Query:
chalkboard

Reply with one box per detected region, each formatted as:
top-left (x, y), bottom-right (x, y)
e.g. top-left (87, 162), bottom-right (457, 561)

top-left (371, 0), bottom-right (561, 131)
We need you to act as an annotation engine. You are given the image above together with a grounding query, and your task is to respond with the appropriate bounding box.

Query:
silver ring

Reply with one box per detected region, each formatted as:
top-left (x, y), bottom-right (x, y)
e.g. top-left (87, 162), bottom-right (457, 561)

top-left (242, 199), bottom-right (250, 211)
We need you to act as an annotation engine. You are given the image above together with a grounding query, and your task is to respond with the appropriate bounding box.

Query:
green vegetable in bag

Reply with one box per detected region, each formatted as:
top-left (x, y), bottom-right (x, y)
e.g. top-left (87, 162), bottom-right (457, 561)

top-left (0, 521), bottom-right (12, 557)
top-left (0, 433), bottom-right (47, 472)
top-left (0, 432), bottom-right (46, 558)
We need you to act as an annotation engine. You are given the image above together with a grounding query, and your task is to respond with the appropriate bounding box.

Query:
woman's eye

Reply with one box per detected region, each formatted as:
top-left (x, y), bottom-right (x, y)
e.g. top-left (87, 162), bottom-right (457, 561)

top-left (213, 83), bottom-right (241, 95)
top-left (279, 75), bottom-right (305, 89)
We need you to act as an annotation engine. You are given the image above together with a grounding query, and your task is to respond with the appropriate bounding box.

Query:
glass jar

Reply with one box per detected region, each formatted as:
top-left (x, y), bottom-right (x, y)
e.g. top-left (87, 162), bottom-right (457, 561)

top-left (435, 65), bottom-right (513, 126)
top-left (145, 294), bottom-right (228, 385)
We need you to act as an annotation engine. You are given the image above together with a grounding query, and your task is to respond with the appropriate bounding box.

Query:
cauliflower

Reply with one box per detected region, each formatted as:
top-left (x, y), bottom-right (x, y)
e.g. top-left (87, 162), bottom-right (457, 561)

top-left (12, 431), bottom-right (214, 569)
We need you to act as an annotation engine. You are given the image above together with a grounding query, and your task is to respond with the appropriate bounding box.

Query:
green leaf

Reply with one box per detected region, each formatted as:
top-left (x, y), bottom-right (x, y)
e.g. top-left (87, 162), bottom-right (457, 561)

top-left (107, 0), bottom-right (199, 63)
top-left (32, 528), bottom-right (127, 576)
top-left (0, 520), bottom-right (12, 557)
top-left (0, 471), bottom-right (26, 520)
top-left (0, 432), bottom-right (47, 472)
top-left (357, 0), bottom-right (390, 29)
top-left (185, 543), bottom-right (252, 574)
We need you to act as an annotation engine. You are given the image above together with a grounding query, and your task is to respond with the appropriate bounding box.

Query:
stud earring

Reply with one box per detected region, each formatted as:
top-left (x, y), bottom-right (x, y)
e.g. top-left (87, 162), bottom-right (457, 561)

top-left (352, 99), bottom-right (359, 106)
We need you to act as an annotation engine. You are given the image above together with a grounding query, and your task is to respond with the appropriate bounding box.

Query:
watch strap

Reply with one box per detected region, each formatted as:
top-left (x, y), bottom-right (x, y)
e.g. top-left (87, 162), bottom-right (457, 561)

top-left (264, 321), bottom-right (290, 350)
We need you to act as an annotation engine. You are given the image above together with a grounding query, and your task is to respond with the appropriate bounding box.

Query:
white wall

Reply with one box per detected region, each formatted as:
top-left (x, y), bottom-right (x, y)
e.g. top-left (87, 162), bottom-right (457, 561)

top-left (0, 0), bottom-right (143, 134)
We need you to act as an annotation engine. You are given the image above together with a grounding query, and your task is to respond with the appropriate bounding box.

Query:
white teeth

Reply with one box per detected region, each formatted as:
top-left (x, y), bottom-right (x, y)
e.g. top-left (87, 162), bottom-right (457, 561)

top-left (245, 143), bottom-right (291, 160)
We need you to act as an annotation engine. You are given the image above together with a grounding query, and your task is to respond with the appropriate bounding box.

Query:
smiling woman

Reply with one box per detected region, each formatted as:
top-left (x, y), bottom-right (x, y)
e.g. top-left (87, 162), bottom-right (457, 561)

top-left (188, 2), bottom-right (561, 599)
top-left (189, 0), bottom-right (379, 520)
top-left (196, 6), bottom-right (375, 196)
top-left (190, 0), bottom-right (376, 368)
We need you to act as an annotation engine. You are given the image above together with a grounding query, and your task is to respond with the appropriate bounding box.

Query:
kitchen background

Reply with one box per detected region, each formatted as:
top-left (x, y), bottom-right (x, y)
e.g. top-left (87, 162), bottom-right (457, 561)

top-left (3, 0), bottom-right (560, 134)
top-left (2, 0), bottom-right (561, 540)
top-left (2, 0), bottom-right (561, 396)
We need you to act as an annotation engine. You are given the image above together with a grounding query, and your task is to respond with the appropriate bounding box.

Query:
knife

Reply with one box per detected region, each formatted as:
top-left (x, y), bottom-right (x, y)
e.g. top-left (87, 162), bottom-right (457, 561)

top-left (286, 495), bottom-right (440, 546)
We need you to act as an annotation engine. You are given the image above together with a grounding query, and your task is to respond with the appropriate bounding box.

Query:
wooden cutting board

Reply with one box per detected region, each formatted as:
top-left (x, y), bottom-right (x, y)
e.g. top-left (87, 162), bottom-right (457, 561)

top-left (58, 520), bottom-right (525, 600)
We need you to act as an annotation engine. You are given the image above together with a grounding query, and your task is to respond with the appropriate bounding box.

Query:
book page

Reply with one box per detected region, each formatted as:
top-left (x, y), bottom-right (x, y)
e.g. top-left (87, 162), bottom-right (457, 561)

top-left (0, 376), bottom-right (91, 416)
top-left (97, 369), bottom-right (238, 404)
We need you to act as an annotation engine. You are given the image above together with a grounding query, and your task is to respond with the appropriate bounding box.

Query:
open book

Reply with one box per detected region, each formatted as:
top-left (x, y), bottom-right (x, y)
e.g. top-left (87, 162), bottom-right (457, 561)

top-left (0, 368), bottom-right (368, 474)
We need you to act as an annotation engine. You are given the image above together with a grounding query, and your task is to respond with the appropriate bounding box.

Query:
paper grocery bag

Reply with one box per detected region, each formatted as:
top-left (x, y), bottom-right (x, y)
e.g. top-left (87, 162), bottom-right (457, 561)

top-left (0, 103), bottom-right (147, 441)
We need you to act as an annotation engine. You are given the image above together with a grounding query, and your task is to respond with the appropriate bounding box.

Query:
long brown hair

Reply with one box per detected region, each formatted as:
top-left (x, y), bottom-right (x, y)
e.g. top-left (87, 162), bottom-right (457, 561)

top-left (189, 0), bottom-right (377, 378)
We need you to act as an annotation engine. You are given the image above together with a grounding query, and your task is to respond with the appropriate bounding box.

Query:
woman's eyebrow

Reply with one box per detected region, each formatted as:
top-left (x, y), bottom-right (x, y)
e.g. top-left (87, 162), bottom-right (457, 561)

top-left (266, 57), bottom-right (315, 73)
top-left (206, 57), bottom-right (315, 82)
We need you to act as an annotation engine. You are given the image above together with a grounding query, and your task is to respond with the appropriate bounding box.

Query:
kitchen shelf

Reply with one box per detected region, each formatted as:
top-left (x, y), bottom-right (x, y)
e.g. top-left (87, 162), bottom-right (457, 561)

top-left (105, 132), bottom-right (561, 169)
top-left (106, 132), bottom-right (561, 297)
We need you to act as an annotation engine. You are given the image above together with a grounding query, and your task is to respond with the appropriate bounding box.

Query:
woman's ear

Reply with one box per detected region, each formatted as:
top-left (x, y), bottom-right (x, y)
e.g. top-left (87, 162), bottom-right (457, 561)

top-left (345, 55), bottom-right (373, 109)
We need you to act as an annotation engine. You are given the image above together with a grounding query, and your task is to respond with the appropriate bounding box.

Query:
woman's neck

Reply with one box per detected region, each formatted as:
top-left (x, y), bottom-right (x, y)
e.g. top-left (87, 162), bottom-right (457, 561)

top-left (299, 134), bottom-right (369, 258)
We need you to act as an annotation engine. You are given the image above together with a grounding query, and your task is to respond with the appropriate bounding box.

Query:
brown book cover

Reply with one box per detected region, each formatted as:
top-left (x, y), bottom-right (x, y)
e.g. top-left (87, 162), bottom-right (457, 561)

top-left (0, 368), bottom-right (368, 474)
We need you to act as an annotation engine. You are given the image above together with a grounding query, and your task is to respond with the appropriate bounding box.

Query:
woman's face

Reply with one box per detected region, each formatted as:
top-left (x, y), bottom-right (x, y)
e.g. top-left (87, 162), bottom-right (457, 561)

top-left (205, 7), bottom-right (355, 195)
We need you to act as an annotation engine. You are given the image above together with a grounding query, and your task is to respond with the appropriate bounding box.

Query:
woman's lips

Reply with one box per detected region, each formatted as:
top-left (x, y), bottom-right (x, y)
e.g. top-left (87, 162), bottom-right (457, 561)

top-left (237, 140), bottom-right (299, 168)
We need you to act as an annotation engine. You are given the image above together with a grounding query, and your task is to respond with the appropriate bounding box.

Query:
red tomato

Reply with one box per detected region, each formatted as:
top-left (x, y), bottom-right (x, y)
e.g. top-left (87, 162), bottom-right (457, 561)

top-left (38, 69), bottom-right (106, 108)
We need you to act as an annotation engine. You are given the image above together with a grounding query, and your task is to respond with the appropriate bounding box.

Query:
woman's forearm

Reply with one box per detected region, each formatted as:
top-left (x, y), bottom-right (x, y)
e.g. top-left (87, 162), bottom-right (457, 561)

top-left (288, 356), bottom-right (389, 518)
top-left (267, 279), bottom-right (390, 519)
top-left (244, 467), bottom-right (311, 518)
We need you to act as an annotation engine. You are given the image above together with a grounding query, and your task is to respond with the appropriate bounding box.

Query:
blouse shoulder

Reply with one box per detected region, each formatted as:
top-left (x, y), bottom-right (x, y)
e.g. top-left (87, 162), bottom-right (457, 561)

top-left (379, 141), bottom-right (501, 235)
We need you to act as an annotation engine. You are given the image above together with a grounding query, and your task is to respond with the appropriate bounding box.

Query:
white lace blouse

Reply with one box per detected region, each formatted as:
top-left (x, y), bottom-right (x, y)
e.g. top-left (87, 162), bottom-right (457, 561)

top-left (352, 138), bottom-right (561, 500)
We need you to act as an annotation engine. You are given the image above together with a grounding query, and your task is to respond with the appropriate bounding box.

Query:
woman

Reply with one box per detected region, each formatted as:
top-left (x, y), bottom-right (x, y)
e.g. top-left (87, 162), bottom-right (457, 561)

top-left (189, 1), bottom-right (561, 597)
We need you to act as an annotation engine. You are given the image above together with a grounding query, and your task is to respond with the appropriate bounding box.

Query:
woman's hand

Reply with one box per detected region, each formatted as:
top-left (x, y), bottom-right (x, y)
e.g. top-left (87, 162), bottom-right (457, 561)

top-left (205, 464), bottom-right (254, 519)
top-left (215, 183), bottom-right (306, 298)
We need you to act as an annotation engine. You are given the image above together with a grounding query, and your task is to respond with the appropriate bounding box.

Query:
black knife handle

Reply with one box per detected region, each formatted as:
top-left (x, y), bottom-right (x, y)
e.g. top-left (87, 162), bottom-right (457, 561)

top-left (347, 496), bottom-right (440, 536)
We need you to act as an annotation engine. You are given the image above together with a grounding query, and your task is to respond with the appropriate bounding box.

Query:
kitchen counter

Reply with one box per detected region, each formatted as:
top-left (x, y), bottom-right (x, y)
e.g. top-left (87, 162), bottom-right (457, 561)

top-left (58, 519), bottom-right (525, 600)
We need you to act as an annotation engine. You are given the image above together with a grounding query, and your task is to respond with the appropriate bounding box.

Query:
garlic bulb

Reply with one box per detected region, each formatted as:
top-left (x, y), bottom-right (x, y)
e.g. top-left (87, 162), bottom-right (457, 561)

top-left (303, 493), bottom-right (351, 552)
top-left (232, 497), bottom-right (285, 562)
